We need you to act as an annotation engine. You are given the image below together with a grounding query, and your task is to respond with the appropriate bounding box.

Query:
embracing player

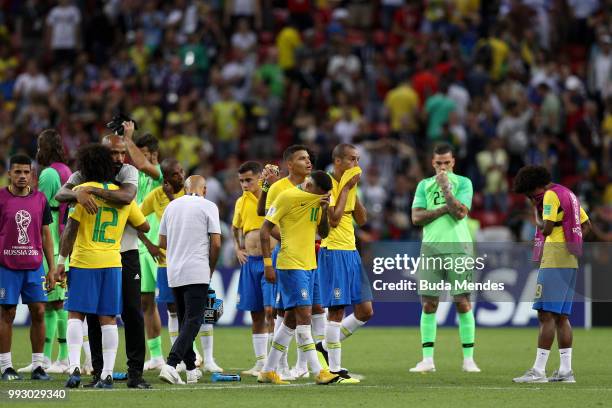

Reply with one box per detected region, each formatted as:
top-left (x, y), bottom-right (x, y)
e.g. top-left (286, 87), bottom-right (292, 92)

top-left (410, 143), bottom-right (480, 373)
top-left (57, 144), bottom-right (149, 389)
top-left (512, 165), bottom-right (590, 383)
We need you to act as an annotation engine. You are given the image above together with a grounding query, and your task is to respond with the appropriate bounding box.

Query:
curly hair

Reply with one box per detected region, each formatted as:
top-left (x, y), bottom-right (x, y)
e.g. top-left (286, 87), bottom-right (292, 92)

top-left (76, 143), bottom-right (116, 183)
top-left (36, 129), bottom-right (66, 167)
top-left (513, 165), bottom-right (551, 194)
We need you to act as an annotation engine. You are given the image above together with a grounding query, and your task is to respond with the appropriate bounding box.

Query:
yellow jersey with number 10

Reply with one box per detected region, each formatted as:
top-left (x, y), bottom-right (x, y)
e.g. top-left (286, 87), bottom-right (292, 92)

top-left (266, 188), bottom-right (323, 270)
top-left (69, 182), bottom-right (146, 269)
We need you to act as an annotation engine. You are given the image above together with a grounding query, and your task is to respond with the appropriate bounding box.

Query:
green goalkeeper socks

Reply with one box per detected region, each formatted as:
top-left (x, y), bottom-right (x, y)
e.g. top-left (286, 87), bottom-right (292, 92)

top-left (420, 311), bottom-right (437, 359)
top-left (147, 336), bottom-right (163, 359)
top-left (56, 309), bottom-right (68, 361)
top-left (43, 310), bottom-right (57, 360)
top-left (458, 310), bottom-right (475, 359)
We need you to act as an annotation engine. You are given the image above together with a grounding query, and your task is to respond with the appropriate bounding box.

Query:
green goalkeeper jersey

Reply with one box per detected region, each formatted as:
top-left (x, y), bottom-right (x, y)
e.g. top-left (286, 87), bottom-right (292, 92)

top-left (412, 172), bottom-right (473, 254)
top-left (38, 167), bottom-right (62, 257)
top-left (137, 164), bottom-right (163, 248)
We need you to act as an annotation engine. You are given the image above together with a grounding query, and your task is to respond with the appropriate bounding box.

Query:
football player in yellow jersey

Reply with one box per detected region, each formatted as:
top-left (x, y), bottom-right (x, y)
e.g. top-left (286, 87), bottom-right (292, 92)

top-left (316, 144), bottom-right (373, 384)
top-left (257, 145), bottom-right (327, 379)
top-left (512, 165), bottom-right (591, 384)
top-left (56, 144), bottom-right (149, 389)
top-left (232, 161), bottom-right (278, 376)
top-left (257, 170), bottom-right (339, 385)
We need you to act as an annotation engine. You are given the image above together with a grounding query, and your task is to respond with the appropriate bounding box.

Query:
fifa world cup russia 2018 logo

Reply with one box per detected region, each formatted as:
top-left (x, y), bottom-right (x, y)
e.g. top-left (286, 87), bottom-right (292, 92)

top-left (15, 210), bottom-right (32, 245)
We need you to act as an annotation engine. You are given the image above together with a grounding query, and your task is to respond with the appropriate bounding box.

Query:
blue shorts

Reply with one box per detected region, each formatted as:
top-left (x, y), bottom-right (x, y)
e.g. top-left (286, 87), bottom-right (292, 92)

top-left (237, 256), bottom-right (275, 311)
top-left (533, 268), bottom-right (577, 315)
top-left (277, 269), bottom-right (318, 309)
top-left (156, 267), bottom-right (175, 304)
top-left (272, 244), bottom-right (320, 310)
top-left (272, 244), bottom-right (283, 310)
top-left (318, 248), bottom-right (373, 307)
top-left (0, 264), bottom-right (47, 305)
top-left (64, 267), bottom-right (122, 316)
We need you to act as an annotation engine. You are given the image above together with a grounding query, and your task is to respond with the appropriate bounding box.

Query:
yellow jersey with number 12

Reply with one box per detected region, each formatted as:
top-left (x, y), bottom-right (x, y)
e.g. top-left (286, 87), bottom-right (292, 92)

top-left (266, 187), bottom-right (323, 270)
top-left (69, 182), bottom-right (146, 269)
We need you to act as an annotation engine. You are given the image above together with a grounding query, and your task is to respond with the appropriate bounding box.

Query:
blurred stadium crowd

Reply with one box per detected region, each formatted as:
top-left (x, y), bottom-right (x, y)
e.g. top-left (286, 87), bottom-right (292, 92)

top-left (0, 0), bottom-right (610, 263)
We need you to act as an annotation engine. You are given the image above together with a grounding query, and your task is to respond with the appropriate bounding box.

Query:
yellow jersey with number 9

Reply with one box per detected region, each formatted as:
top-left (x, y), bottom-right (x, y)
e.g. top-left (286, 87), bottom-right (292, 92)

top-left (266, 187), bottom-right (323, 270)
top-left (69, 182), bottom-right (146, 269)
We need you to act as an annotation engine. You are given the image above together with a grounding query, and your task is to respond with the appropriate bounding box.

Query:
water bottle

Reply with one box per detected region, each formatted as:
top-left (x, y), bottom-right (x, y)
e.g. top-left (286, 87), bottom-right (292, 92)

top-left (211, 373), bottom-right (241, 382)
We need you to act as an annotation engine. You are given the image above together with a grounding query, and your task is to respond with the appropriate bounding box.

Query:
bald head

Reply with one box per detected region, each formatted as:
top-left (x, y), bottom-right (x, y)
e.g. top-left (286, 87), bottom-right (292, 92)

top-left (101, 134), bottom-right (127, 172)
top-left (184, 175), bottom-right (206, 196)
top-left (102, 134), bottom-right (125, 148)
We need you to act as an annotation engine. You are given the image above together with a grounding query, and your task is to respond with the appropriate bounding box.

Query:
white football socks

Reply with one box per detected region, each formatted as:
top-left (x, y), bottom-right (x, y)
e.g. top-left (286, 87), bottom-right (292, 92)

top-left (168, 312), bottom-right (178, 346)
top-left (533, 348), bottom-right (550, 373)
top-left (263, 323), bottom-right (294, 372)
top-left (67, 319), bottom-right (83, 372)
top-left (101, 325), bottom-right (118, 379)
top-left (339, 314), bottom-right (365, 341)
top-left (296, 325), bottom-right (321, 374)
top-left (253, 334), bottom-right (268, 367)
top-left (0, 352), bottom-right (12, 373)
top-left (325, 321), bottom-right (342, 372)
top-left (559, 348), bottom-right (572, 373)
top-left (199, 324), bottom-right (214, 363)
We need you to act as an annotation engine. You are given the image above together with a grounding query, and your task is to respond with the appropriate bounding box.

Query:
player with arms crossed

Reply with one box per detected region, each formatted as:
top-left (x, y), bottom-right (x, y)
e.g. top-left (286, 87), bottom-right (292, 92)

top-left (316, 144), bottom-right (373, 383)
top-left (410, 143), bottom-right (480, 373)
top-left (0, 154), bottom-right (56, 381)
top-left (258, 170), bottom-right (338, 385)
top-left (58, 144), bottom-right (149, 388)
top-left (232, 161), bottom-right (277, 376)
top-left (512, 165), bottom-right (590, 383)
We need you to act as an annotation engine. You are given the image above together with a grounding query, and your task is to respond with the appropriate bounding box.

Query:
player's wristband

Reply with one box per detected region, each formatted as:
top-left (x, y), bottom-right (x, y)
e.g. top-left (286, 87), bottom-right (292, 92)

top-left (262, 182), bottom-right (270, 193)
top-left (263, 257), bottom-right (273, 267)
top-left (57, 255), bottom-right (67, 265)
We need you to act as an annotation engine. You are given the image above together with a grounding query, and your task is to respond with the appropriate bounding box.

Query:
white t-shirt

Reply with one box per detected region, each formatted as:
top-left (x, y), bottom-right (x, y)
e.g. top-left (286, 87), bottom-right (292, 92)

top-left (14, 73), bottom-right (50, 99)
top-left (159, 195), bottom-right (221, 287)
top-left (67, 164), bottom-right (139, 252)
top-left (46, 5), bottom-right (81, 50)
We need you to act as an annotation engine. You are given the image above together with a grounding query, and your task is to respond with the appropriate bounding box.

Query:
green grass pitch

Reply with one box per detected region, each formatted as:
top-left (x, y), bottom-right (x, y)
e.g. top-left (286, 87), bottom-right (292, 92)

top-left (1, 327), bottom-right (611, 407)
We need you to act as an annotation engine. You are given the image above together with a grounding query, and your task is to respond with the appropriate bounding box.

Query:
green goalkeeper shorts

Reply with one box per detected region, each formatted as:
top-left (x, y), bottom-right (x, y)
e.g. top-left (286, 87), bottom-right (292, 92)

top-left (46, 285), bottom-right (66, 302)
top-left (44, 259), bottom-right (66, 302)
top-left (140, 250), bottom-right (158, 293)
top-left (416, 253), bottom-right (473, 297)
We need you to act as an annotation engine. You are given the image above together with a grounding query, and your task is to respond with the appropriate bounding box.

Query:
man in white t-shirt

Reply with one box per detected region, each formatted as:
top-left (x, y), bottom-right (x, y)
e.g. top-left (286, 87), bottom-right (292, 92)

top-left (158, 175), bottom-right (222, 385)
top-left (46, 0), bottom-right (81, 62)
